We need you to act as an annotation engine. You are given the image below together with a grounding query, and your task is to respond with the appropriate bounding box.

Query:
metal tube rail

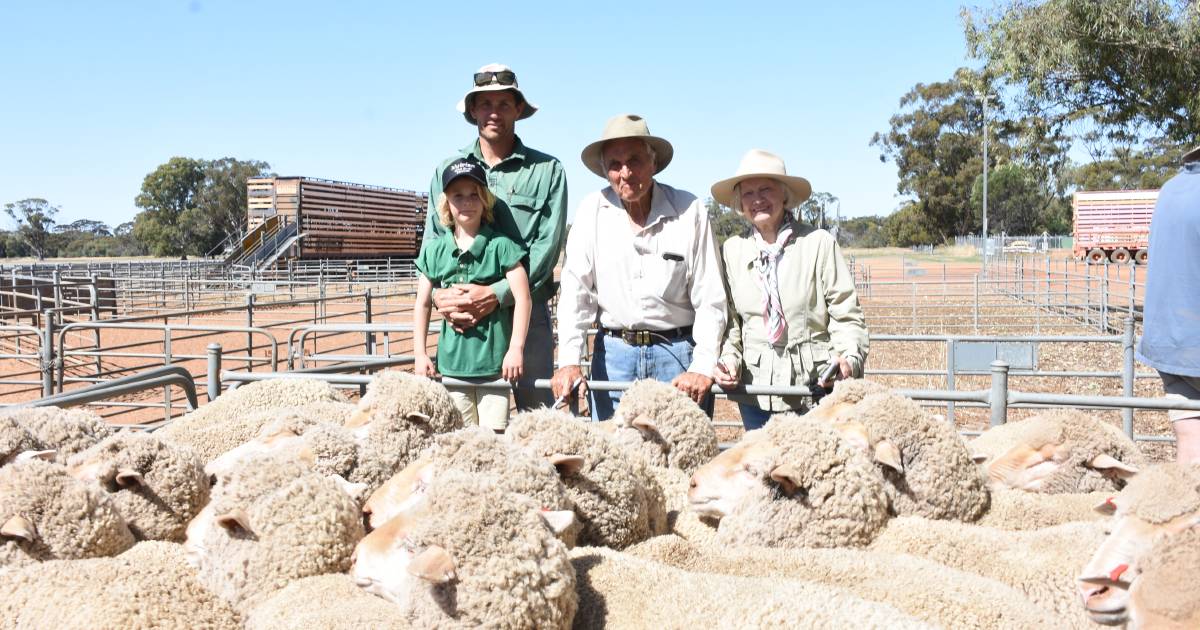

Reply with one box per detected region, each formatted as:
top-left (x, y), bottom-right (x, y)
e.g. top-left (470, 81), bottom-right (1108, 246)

top-left (22, 365), bottom-right (199, 412)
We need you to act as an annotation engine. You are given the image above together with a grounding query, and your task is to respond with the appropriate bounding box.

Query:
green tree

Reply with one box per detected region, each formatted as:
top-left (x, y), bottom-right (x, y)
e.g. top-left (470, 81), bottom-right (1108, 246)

top-left (964, 0), bottom-right (1200, 144)
top-left (4, 198), bottom-right (59, 259)
top-left (705, 197), bottom-right (750, 246)
top-left (796, 191), bottom-right (839, 228)
top-left (197, 157), bottom-right (272, 249)
top-left (884, 203), bottom-right (938, 247)
top-left (1065, 141), bottom-right (1183, 191)
top-left (969, 162), bottom-right (1047, 235)
top-left (837, 216), bottom-right (889, 248)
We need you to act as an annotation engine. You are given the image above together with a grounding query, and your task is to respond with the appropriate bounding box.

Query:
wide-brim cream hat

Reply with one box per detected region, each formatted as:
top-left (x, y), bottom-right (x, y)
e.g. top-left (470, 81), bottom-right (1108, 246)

top-left (711, 149), bottom-right (812, 209)
top-left (580, 114), bottom-right (674, 178)
top-left (1184, 145), bottom-right (1200, 163)
top-left (456, 63), bottom-right (538, 125)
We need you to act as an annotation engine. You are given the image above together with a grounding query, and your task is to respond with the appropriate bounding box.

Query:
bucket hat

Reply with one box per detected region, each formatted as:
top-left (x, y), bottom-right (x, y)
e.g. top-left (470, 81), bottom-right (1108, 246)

top-left (456, 63), bottom-right (538, 125)
top-left (580, 114), bottom-right (674, 177)
top-left (711, 149), bottom-right (812, 209)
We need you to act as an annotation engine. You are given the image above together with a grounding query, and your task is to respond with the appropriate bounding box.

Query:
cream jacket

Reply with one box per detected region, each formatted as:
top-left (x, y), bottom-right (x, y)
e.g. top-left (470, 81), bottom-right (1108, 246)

top-left (718, 226), bottom-right (869, 411)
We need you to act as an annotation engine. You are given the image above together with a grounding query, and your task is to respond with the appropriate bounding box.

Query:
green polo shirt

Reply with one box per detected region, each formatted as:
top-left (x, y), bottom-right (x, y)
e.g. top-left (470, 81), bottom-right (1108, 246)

top-left (423, 136), bottom-right (568, 305)
top-left (416, 226), bottom-right (525, 378)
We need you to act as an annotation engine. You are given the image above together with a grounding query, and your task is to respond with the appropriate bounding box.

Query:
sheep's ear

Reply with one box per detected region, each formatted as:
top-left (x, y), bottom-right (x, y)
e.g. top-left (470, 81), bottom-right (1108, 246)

top-left (1088, 454), bottom-right (1138, 479)
top-left (328, 474), bottom-right (368, 502)
top-left (15, 449), bottom-right (56, 463)
top-left (0, 515), bottom-right (37, 542)
top-left (768, 465), bottom-right (803, 497)
top-left (873, 440), bottom-right (904, 473)
top-left (549, 454), bottom-right (585, 477)
top-left (540, 509), bottom-right (576, 535)
top-left (406, 412), bottom-right (431, 425)
top-left (971, 452), bottom-right (988, 464)
top-left (631, 415), bottom-right (661, 438)
top-left (296, 444), bottom-right (318, 466)
top-left (344, 409), bottom-right (372, 428)
top-left (1094, 496), bottom-right (1118, 516)
top-left (408, 545), bottom-right (457, 584)
top-left (214, 509), bottom-right (253, 534)
top-left (115, 468), bottom-right (144, 488)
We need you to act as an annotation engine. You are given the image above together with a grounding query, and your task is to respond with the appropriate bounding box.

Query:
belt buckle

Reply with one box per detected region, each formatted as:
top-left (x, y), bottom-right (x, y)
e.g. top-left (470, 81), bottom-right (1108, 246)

top-left (637, 330), bottom-right (650, 346)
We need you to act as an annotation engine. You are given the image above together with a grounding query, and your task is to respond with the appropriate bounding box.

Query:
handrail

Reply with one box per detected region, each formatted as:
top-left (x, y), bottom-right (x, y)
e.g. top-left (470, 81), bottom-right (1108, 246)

top-left (23, 365), bottom-right (199, 412)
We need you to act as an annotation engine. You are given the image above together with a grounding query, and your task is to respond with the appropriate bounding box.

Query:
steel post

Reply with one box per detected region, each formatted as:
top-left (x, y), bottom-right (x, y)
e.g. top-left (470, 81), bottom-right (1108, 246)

top-left (989, 360), bottom-right (1009, 427)
top-left (207, 343), bottom-right (223, 402)
top-left (1122, 317), bottom-right (1136, 437)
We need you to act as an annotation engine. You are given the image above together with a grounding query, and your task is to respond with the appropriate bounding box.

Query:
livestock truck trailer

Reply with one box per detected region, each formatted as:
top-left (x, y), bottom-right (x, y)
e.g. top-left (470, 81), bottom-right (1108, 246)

top-left (1072, 189), bottom-right (1157, 265)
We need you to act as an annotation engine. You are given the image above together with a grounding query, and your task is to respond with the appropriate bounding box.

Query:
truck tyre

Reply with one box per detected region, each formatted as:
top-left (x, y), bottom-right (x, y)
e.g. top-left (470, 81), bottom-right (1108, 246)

top-left (1086, 248), bottom-right (1107, 264)
top-left (1134, 249), bottom-right (1148, 265)
top-left (1109, 248), bottom-right (1132, 265)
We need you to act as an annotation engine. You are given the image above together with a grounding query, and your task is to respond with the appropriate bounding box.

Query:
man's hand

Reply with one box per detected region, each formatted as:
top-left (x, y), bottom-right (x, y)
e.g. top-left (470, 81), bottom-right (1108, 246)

top-left (672, 371), bottom-right (714, 405)
top-left (433, 284), bottom-right (500, 332)
top-left (551, 365), bottom-right (586, 405)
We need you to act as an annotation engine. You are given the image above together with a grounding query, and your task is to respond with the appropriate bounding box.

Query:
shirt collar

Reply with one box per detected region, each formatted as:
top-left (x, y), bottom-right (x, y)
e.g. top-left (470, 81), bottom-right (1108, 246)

top-left (600, 181), bottom-right (680, 230)
top-left (442, 224), bottom-right (495, 259)
top-left (460, 136), bottom-right (528, 167)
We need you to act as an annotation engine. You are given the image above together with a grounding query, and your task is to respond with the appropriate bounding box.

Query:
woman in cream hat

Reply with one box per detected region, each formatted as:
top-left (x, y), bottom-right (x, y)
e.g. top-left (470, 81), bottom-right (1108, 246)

top-left (711, 150), bottom-right (869, 429)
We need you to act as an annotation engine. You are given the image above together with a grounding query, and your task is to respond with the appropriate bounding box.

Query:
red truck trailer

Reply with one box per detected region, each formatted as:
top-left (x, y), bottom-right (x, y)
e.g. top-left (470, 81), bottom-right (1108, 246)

top-left (1072, 190), bottom-right (1157, 265)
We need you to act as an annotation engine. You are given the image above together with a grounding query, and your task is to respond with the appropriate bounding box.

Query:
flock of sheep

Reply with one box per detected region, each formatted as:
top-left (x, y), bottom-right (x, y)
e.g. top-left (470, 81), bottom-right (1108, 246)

top-left (1, 371), bottom-right (1197, 629)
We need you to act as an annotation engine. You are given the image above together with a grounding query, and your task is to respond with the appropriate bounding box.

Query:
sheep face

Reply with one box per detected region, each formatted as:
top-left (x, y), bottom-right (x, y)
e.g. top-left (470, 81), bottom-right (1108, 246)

top-left (351, 509), bottom-right (435, 605)
top-left (204, 424), bottom-right (311, 481)
top-left (689, 436), bottom-right (775, 519)
top-left (1077, 465), bottom-right (1200, 626)
top-left (362, 455), bottom-right (434, 530)
top-left (985, 442), bottom-right (1136, 492)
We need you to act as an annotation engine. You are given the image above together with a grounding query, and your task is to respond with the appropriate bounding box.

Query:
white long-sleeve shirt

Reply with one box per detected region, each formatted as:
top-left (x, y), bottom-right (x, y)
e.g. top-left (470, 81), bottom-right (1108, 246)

top-left (556, 182), bottom-right (727, 375)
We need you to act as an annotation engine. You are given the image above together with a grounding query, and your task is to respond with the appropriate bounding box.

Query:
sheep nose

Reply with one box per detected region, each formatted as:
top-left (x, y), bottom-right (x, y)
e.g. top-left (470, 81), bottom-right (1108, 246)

top-left (688, 477), bottom-right (698, 489)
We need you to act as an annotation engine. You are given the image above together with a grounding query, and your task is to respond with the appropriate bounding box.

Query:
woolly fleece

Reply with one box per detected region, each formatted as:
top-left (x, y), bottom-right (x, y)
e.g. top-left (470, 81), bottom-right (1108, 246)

top-left (397, 472), bottom-right (577, 629)
top-left (977, 489), bottom-right (1109, 530)
top-left (609, 379), bottom-right (718, 474)
top-left (1110, 462), bottom-right (1200, 524)
top-left (969, 409), bottom-right (1146, 493)
top-left (1128, 527), bottom-right (1200, 628)
top-left (158, 378), bottom-right (351, 461)
top-left (67, 431), bottom-right (209, 542)
top-left (571, 546), bottom-right (933, 629)
top-left (853, 392), bottom-right (990, 521)
top-left (245, 574), bottom-right (406, 630)
top-left (507, 409), bottom-right (668, 549)
top-left (715, 415), bottom-right (892, 548)
top-left (0, 541), bottom-right (241, 629)
top-left (0, 415), bottom-right (38, 466)
top-left (0, 459), bottom-right (134, 571)
top-left (0, 406), bottom-right (115, 460)
top-left (194, 454), bottom-right (364, 612)
top-left (627, 536), bottom-right (1059, 629)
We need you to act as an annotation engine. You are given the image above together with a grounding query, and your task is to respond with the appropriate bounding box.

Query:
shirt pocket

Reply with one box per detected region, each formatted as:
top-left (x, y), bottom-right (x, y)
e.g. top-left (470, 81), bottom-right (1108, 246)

top-left (791, 343), bottom-right (831, 383)
top-left (507, 192), bottom-right (540, 215)
top-left (641, 252), bottom-right (689, 302)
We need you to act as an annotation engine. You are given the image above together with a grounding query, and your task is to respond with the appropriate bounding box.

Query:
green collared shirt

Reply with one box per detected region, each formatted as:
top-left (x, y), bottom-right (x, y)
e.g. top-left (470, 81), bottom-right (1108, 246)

top-left (415, 225), bottom-right (525, 377)
top-left (423, 136), bottom-right (568, 304)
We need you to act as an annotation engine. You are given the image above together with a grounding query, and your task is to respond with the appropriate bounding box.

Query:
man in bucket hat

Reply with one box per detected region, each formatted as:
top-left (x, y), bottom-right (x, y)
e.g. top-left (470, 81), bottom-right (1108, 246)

top-left (1137, 144), bottom-right (1200, 464)
top-left (421, 63), bottom-right (567, 411)
top-left (551, 114), bottom-right (726, 420)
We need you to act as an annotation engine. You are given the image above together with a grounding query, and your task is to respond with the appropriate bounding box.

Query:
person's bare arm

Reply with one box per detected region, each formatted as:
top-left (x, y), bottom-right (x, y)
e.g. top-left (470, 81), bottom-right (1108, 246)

top-left (502, 264), bottom-right (531, 382)
top-left (412, 275), bottom-right (438, 378)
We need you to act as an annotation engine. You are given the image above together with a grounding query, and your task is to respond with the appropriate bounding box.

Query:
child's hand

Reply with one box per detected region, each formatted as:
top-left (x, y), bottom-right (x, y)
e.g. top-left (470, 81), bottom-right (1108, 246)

top-left (414, 355), bottom-right (438, 379)
top-left (502, 348), bottom-right (523, 383)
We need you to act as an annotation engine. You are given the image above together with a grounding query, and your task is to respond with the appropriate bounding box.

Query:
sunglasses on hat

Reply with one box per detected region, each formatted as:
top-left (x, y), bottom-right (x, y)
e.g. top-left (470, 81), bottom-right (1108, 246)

top-left (473, 70), bottom-right (517, 87)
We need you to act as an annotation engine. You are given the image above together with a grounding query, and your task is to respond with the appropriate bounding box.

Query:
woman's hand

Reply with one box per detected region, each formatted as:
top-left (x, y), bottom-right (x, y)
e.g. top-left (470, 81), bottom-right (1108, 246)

top-left (502, 348), bottom-right (524, 383)
top-left (414, 354), bottom-right (438, 379)
top-left (713, 360), bottom-right (741, 389)
top-left (820, 355), bottom-right (853, 387)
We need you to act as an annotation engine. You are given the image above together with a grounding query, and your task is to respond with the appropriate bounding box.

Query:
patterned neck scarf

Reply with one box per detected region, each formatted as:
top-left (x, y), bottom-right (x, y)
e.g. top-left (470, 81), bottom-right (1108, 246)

top-left (752, 216), bottom-right (795, 346)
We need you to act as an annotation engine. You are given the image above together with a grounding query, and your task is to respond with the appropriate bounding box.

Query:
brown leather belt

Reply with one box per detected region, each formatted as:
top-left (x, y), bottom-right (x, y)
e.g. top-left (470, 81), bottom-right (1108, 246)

top-left (600, 326), bottom-right (693, 347)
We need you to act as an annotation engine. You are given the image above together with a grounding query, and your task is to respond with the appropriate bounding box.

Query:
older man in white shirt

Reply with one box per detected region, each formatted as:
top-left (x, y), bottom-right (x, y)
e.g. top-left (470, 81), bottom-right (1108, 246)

top-left (551, 114), bottom-right (727, 420)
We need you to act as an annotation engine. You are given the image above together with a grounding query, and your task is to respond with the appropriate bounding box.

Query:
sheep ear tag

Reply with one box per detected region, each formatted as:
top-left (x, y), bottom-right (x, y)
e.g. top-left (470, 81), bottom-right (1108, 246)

top-left (1, 515), bottom-right (37, 542)
top-left (408, 545), bottom-right (457, 584)
top-left (873, 441), bottom-right (904, 473)
top-left (1088, 454), bottom-right (1138, 479)
top-left (971, 452), bottom-right (988, 464)
top-left (1094, 497), bottom-right (1118, 516)
top-left (540, 509), bottom-right (576, 535)
top-left (549, 454), bottom-right (585, 477)
top-left (115, 468), bottom-right (144, 488)
top-left (768, 465), bottom-right (803, 497)
top-left (214, 509), bottom-right (253, 535)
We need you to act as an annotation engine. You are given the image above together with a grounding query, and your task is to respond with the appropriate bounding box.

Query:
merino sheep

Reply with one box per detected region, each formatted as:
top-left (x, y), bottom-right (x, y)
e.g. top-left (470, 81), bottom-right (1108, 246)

top-left (0, 415), bottom-right (42, 466)
top-left (0, 541), bottom-right (242, 629)
top-left (608, 379), bottom-right (719, 474)
top-left (977, 488), bottom-right (1109, 530)
top-left (626, 536), bottom-right (1060, 629)
top-left (0, 406), bottom-right (114, 461)
top-left (970, 409), bottom-right (1144, 493)
top-left (803, 377), bottom-right (890, 423)
top-left (363, 427), bottom-right (579, 545)
top-left (352, 472), bottom-right (577, 630)
top-left (0, 459), bottom-right (134, 571)
top-left (245, 573), bottom-right (407, 630)
top-left (1076, 463), bottom-right (1200, 626)
top-left (870, 516), bottom-right (1106, 628)
top-left (66, 431), bottom-right (209, 542)
top-left (1127, 527), bottom-right (1200, 630)
top-left (689, 415), bottom-right (892, 548)
top-left (187, 454), bottom-right (364, 612)
top-left (157, 378), bottom-right (352, 461)
top-left (837, 391), bottom-right (990, 521)
top-left (506, 408), bottom-right (668, 549)
top-left (571, 546), bottom-right (933, 629)
top-left (205, 415), bottom-right (361, 483)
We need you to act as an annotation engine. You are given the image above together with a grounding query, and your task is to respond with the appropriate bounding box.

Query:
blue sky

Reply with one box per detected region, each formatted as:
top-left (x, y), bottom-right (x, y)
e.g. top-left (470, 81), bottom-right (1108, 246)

top-left (0, 0), bottom-right (978, 229)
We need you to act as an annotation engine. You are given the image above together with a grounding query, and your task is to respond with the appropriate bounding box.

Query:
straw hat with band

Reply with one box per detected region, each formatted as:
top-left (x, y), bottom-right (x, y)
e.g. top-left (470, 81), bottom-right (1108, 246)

top-left (456, 63), bottom-right (538, 125)
top-left (711, 150), bottom-right (812, 210)
top-left (580, 114), bottom-right (674, 178)
top-left (1184, 146), bottom-right (1200, 164)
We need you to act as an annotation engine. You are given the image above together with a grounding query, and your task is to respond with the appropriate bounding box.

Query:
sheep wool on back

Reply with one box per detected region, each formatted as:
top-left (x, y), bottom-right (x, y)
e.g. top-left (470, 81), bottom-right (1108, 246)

top-left (0, 541), bottom-right (242, 630)
top-left (507, 409), bottom-right (668, 549)
top-left (716, 416), bottom-right (892, 549)
top-left (0, 459), bottom-right (135, 571)
top-left (1128, 527), bottom-right (1200, 629)
top-left (609, 379), bottom-right (719, 474)
top-left (67, 431), bottom-right (209, 542)
top-left (977, 488), bottom-right (1108, 530)
top-left (0, 406), bottom-right (115, 461)
top-left (245, 574), bottom-right (408, 630)
top-left (0, 415), bottom-right (38, 466)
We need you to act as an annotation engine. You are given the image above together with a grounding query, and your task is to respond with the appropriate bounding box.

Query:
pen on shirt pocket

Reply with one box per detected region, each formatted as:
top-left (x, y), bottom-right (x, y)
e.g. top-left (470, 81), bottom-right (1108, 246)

top-left (662, 252), bottom-right (684, 262)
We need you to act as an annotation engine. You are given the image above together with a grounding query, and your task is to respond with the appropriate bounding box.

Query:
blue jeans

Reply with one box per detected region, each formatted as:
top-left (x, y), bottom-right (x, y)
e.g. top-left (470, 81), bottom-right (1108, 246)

top-left (588, 333), bottom-right (713, 421)
top-left (737, 403), bottom-right (774, 431)
top-left (513, 301), bottom-right (555, 411)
